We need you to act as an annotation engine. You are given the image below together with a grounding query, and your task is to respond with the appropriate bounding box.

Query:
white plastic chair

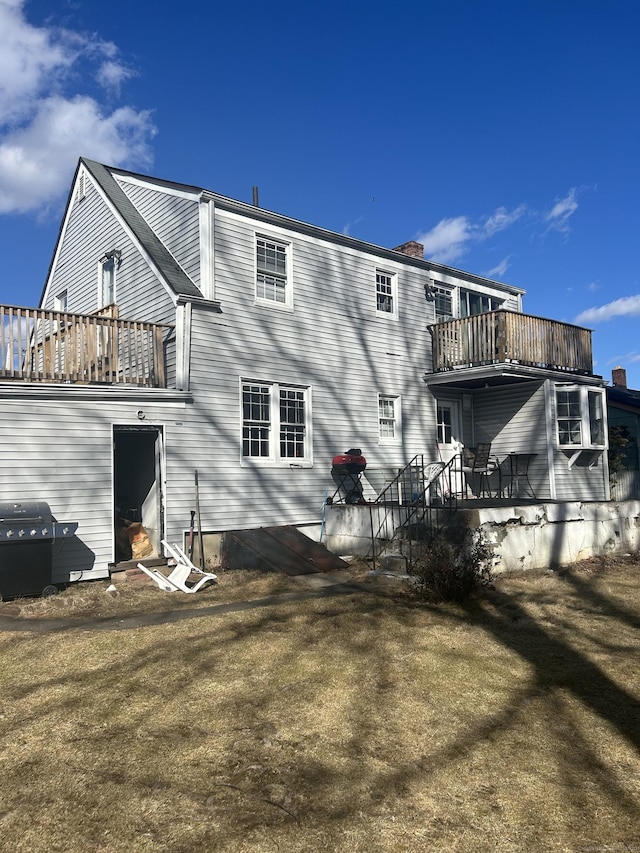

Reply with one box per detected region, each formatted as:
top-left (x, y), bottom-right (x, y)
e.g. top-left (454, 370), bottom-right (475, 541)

top-left (136, 540), bottom-right (217, 593)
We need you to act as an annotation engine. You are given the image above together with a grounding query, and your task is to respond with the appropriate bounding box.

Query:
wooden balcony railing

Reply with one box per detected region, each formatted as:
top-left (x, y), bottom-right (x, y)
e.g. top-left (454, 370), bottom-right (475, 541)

top-left (0, 305), bottom-right (169, 387)
top-left (430, 310), bottom-right (593, 375)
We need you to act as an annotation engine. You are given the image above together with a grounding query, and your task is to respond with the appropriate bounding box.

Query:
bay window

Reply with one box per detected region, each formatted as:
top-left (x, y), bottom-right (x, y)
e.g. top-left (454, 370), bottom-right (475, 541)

top-left (556, 385), bottom-right (606, 450)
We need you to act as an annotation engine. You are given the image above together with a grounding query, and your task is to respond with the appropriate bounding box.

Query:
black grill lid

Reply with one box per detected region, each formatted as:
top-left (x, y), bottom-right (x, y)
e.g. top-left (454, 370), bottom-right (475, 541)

top-left (0, 501), bottom-right (53, 524)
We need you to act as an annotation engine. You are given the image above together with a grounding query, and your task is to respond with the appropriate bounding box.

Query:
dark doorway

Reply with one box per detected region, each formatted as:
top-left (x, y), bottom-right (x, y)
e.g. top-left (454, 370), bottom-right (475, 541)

top-left (113, 426), bottom-right (164, 562)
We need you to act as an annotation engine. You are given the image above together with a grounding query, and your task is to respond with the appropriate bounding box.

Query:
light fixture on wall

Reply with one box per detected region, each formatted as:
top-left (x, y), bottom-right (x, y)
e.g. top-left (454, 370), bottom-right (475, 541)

top-left (424, 279), bottom-right (436, 300)
top-left (137, 410), bottom-right (145, 420)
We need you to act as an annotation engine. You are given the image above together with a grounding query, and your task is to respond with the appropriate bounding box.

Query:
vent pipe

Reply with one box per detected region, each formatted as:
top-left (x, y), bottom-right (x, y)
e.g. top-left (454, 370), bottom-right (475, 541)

top-left (252, 186), bottom-right (259, 207)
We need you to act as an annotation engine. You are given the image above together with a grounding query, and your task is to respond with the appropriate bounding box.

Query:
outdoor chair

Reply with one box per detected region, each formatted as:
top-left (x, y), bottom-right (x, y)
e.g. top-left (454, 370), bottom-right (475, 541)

top-left (461, 442), bottom-right (501, 499)
top-left (137, 540), bottom-right (217, 593)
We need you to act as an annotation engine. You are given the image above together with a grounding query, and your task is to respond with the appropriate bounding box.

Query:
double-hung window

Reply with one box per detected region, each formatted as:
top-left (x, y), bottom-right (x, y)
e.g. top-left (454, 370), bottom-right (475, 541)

top-left (376, 270), bottom-right (397, 318)
top-left (256, 236), bottom-right (291, 308)
top-left (242, 381), bottom-right (311, 464)
top-left (555, 385), bottom-right (606, 449)
top-left (379, 394), bottom-right (401, 442)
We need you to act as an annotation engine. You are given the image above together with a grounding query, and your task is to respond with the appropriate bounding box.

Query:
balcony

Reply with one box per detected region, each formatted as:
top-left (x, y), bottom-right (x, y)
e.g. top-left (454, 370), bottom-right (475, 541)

top-left (0, 305), bottom-right (169, 388)
top-left (430, 310), bottom-right (593, 376)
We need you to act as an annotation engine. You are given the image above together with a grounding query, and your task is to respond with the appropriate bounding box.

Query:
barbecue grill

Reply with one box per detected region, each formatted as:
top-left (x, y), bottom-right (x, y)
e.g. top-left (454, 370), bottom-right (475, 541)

top-left (0, 500), bottom-right (58, 599)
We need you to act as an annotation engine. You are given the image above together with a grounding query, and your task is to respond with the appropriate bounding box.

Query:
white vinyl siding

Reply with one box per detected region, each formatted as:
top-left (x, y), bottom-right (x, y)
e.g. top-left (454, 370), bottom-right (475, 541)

top-left (0, 389), bottom-right (191, 580)
top-left (118, 179), bottom-right (201, 286)
top-left (185, 208), bottom-right (433, 529)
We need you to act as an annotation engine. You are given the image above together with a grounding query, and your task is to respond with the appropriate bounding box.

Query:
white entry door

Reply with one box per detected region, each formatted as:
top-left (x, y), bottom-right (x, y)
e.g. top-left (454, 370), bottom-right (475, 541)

top-left (436, 401), bottom-right (463, 495)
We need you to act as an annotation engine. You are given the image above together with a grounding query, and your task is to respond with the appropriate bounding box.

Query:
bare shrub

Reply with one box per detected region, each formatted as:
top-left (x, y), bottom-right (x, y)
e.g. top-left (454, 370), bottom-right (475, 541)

top-left (410, 526), bottom-right (493, 603)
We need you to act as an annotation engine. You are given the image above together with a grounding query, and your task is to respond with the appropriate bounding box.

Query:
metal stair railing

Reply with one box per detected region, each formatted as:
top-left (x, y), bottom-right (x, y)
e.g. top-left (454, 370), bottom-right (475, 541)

top-left (368, 454), bottom-right (459, 571)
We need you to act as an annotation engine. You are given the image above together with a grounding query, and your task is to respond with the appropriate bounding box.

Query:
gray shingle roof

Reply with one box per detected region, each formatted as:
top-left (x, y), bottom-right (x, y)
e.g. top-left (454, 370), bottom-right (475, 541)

top-left (81, 158), bottom-right (202, 299)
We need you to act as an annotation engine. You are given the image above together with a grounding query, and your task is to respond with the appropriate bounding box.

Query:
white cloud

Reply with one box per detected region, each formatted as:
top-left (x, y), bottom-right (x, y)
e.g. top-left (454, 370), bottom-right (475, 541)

top-left (605, 351), bottom-right (640, 365)
top-left (96, 59), bottom-right (135, 93)
top-left (0, 0), bottom-right (155, 215)
top-left (417, 215), bottom-right (473, 263)
top-left (574, 294), bottom-right (640, 325)
top-left (342, 216), bottom-right (363, 236)
top-left (482, 205), bottom-right (526, 237)
top-left (546, 188), bottom-right (578, 233)
top-left (417, 204), bottom-right (525, 264)
top-left (0, 96), bottom-right (155, 213)
top-left (587, 281), bottom-right (600, 292)
top-left (485, 256), bottom-right (512, 279)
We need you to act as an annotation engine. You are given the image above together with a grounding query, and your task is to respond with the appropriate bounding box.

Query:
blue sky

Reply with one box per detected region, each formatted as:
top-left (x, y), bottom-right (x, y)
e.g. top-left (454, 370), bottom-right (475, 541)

top-left (1, 0), bottom-right (639, 386)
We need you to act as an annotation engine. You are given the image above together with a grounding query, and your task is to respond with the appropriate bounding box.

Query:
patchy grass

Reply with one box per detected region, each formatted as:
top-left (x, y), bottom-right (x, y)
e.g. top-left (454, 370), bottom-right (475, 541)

top-left (0, 558), bottom-right (639, 852)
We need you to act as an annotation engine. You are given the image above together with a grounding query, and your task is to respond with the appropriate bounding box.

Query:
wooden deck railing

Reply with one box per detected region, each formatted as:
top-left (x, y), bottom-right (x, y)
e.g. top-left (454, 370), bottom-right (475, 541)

top-left (0, 305), bottom-right (169, 387)
top-left (430, 310), bottom-right (593, 375)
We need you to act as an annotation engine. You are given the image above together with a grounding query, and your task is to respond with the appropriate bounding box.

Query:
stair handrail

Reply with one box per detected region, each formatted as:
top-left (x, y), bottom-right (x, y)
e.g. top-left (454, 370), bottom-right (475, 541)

top-left (368, 454), bottom-right (459, 569)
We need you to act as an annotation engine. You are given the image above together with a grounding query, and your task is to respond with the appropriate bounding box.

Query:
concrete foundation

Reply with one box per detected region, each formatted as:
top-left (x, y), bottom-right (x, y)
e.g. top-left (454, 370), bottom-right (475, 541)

top-left (322, 500), bottom-right (640, 573)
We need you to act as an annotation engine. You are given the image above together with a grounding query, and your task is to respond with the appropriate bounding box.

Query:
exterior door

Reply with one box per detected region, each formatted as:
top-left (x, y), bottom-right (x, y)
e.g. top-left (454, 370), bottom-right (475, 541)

top-left (436, 401), bottom-right (463, 495)
top-left (113, 426), bottom-right (165, 562)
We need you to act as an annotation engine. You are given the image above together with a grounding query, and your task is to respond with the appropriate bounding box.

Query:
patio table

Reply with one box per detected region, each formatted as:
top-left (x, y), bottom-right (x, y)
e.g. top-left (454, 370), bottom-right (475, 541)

top-left (503, 453), bottom-right (537, 499)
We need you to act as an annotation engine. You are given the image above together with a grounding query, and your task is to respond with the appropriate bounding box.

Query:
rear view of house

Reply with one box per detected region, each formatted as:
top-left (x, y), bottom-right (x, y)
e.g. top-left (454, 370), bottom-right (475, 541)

top-left (0, 158), bottom-right (611, 583)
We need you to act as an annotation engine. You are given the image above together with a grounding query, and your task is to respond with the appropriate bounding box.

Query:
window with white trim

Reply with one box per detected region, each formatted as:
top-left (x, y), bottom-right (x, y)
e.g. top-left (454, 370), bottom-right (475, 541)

top-left (376, 270), bottom-right (397, 317)
top-left (54, 290), bottom-right (68, 312)
top-left (433, 284), bottom-right (453, 320)
top-left (256, 236), bottom-right (291, 308)
top-left (99, 252), bottom-right (120, 308)
top-left (556, 385), bottom-right (606, 449)
top-left (242, 381), bottom-right (310, 463)
top-left (378, 394), bottom-right (401, 442)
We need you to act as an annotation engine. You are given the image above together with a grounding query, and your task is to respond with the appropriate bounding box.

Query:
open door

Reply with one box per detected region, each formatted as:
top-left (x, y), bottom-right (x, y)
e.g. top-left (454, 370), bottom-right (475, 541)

top-left (113, 426), bottom-right (164, 562)
top-left (436, 401), bottom-right (463, 496)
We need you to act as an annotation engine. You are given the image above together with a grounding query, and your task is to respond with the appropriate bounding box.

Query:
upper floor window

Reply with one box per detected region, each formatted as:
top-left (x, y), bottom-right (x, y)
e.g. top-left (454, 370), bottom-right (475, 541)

top-left (376, 270), bottom-right (397, 318)
top-left (256, 236), bottom-right (292, 309)
top-left (379, 394), bottom-right (401, 442)
top-left (54, 290), bottom-right (68, 312)
top-left (433, 285), bottom-right (453, 320)
top-left (556, 386), bottom-right (606, 450)
top-left (99, 250), bottom-right (120, 308)
top-left (459, 289), bottom-right (503, 317)
top-left (242, 380), bottom-right (311, 464)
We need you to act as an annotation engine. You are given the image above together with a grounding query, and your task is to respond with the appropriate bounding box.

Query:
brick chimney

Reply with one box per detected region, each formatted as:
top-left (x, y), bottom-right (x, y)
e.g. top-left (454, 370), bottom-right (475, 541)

top-left (612, 366), bottom-right (627, 388)
top-left (393, 241), bottom-right (424, 259)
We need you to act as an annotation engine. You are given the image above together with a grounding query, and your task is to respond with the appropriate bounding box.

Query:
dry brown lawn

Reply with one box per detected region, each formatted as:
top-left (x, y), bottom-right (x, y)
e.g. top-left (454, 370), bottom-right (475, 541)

top-left (0, 557), bottom-right (639, 852)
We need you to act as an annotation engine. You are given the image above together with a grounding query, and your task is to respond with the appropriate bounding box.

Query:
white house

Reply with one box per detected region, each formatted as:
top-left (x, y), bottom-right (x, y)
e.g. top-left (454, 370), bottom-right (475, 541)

top-left (0, 158), bottom-right (611, 582)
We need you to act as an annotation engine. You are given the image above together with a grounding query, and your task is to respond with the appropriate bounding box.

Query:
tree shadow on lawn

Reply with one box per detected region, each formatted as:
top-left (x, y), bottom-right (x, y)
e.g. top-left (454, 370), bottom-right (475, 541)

top-left (1, 569), bottom-right (639, 849)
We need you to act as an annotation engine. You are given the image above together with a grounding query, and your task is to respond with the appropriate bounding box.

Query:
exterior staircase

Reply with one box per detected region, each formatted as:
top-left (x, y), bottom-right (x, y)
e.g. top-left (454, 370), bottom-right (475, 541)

top-left (368, 455), bottom-right (459, 574)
